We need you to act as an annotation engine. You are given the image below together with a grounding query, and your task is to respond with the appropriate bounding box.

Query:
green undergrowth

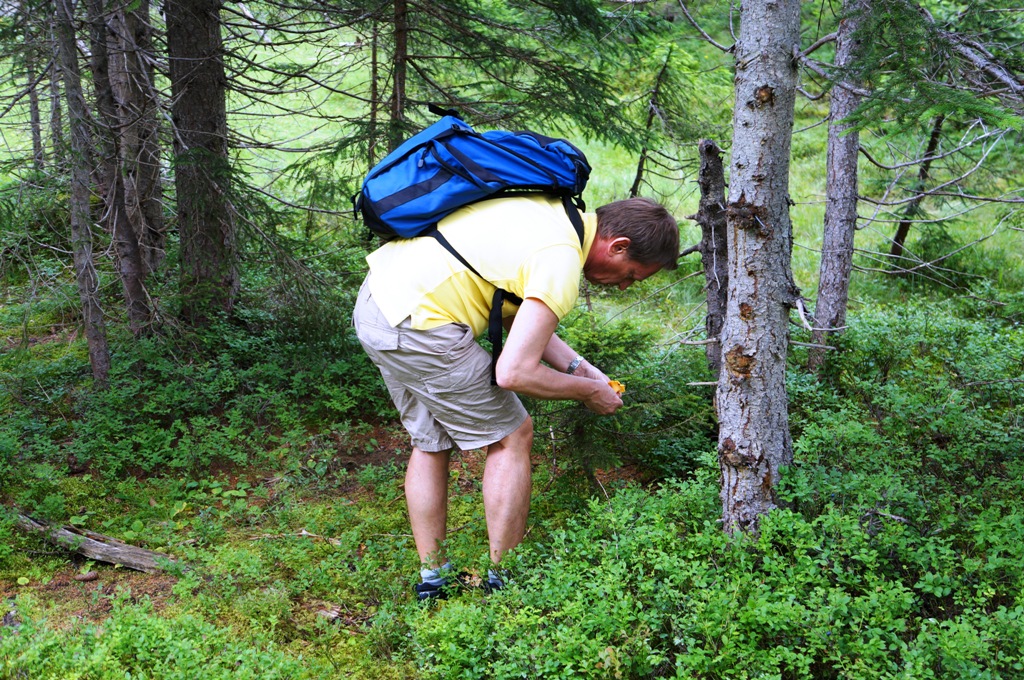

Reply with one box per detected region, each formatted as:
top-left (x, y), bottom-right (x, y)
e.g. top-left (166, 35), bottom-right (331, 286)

top-left (409, 304), bottom-right (1024, 679)
top-left (0, 302), bottom-right (391, 490)
top-left (1, 298), bottom-right (1021, 678)
top-left (1, 592), bottom-right (319, 679)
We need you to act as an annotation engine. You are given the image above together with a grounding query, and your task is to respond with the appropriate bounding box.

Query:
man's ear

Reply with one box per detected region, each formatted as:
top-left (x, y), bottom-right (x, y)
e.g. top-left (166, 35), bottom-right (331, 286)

top-left (608, 237), bottom-right (631, 255)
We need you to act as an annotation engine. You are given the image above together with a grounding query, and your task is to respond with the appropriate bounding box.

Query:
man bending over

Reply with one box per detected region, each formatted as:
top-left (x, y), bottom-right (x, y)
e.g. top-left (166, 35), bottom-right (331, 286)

top-left (352, 194), bottom-right (679, 599)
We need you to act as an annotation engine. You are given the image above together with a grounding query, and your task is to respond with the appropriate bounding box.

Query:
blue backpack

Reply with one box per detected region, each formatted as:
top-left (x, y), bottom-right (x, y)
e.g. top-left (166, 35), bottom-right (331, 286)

top-left (354, 110), bottom-right (592, 382)
top-left (355, 109), bottom-right (591, 244)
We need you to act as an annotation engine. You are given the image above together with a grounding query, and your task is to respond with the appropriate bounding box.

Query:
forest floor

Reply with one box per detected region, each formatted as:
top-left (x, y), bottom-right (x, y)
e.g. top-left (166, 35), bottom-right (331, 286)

top-left (2, 417), bottom-right (651, 674)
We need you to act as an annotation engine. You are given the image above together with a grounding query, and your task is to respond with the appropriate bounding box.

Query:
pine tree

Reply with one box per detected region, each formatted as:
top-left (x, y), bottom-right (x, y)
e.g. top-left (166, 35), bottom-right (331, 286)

top-left (717, 0), bottom-right (802, 533)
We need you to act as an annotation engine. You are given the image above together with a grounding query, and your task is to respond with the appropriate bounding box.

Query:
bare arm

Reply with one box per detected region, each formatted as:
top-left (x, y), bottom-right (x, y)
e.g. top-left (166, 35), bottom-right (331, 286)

top-left (495, 298), bottom-right (622, 415)
top-left (541, 333), bottom-right (612, 384)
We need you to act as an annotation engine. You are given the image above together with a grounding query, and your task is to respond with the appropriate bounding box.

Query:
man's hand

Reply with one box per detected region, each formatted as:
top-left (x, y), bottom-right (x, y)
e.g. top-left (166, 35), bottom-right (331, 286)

top-left (498, 300), bottom-right (622, 412)
top-left (574, 360), bottom-right (611, 384)
top-left (582, 379), bottom-right (623, 415)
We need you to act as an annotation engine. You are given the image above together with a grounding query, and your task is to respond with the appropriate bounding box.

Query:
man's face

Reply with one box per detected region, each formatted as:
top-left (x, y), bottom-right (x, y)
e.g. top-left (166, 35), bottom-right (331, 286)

top-left (583, 236), bottom-right (663, 290)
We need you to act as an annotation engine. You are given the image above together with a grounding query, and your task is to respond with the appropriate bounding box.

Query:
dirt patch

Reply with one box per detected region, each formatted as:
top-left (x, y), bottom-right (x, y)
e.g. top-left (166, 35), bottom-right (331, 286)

top-left (593, 462), bottom-right (656, 487)
top-left (4, 567), bottom-right (178, 628)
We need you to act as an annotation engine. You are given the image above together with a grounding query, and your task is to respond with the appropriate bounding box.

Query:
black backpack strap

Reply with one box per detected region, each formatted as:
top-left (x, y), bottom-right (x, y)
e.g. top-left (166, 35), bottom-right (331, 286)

top-left (428, 229), bottom-right (481, 278)
top-left (488, 289), bottom-right (523, 383)
top-left (428, 194), bottom-right (583, 386)
top-left (427, 102), bottom-right (461, 119)
top-left (428, 229), bottom-right (522, 385)
top-left (561, 194), bottom-right (585, 246)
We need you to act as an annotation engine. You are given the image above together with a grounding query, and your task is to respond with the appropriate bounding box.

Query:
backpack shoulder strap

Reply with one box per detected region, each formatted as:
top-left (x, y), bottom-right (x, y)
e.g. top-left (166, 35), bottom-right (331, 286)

top-left (428, 196), bottom-right (584, 386)
top-left (428, 229), bottom-right (522, 385)
top-left (561, 194), bottom-right (585, 247)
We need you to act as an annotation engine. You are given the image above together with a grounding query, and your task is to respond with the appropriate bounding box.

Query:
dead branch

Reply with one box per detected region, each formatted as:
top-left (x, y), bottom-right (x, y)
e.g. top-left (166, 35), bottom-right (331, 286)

top-left (795, 32), bottom-right (837, 61)
top-left (15, 514), bottom-right (185, 574)
top-left (795, 52), bottom-right (873, 97)
top-left (924, 190), bottom-right (1024, 204)
top-left (947, 35), bottom-right (1024, 103)
top-left (964, 378), bottom-right (1024, 387)
top-left (859, 139), bottom-right (999, 208)
top-left (797, 86), bottom-right (826, 101)
top-left (791, 341), bottom-right (836, 350)
top-left (857, 127), bottom-right (1007, 171)
top-left (677, 0), bottom-right (733, 52)
top-left (868, 224), bottom-right (1001, 275)
top-left (794, 298), bottom-right (815, 331)
top-left (790, 298), bottom-right (848, 333)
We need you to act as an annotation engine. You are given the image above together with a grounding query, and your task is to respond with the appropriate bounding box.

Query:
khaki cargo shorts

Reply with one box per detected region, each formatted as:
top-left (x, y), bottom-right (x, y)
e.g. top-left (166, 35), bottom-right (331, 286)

top-left (353, 279), bottom-right (529, 452)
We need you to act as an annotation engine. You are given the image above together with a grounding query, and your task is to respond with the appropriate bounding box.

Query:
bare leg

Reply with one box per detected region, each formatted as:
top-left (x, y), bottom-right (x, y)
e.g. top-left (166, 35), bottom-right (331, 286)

top-left (405, 446), bottom-right (452, 568)
top-left (482, 416), bottom-right (534, 565)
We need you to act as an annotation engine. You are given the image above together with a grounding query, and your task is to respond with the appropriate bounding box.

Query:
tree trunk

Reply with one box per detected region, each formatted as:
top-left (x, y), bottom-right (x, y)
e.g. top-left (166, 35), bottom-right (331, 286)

top-left (369, 20), bottom-right (380, 167)
top-left (808, 0), bottom-right (869, 372)
top-left (166, 0), bottom-right (238, 324)
top-left (717, 0), bottom-right (801, 534)
top-left (87, 0), bottom-right (152, 337)
top-left (692, 139), bottom-right (729, 374)
top-left (49, 7), bottom-right (65, 163)
top-left (389, 0), bottom-right (409, 152)
top-left (55, 0), bottom-right (110, 386)
top-left (110, 0), bottom-right (166, 274)
top-left (888, 114), bottom-right (945, 262)
top-left (629, 47), bottom-right (673, 199)
top-left (24, 42), bottom-right (45, 170)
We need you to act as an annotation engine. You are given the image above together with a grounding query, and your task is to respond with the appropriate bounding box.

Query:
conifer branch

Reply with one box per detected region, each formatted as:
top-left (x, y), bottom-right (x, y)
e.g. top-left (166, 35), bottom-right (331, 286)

top-left (908, 0), bottom-right (1024, 108)
top-left (676, 1), bottom-right (733, 53)
top-left (857, 128), bottom-right (1007, 171)
top-left (946, 36), bottom-right (1024, 103)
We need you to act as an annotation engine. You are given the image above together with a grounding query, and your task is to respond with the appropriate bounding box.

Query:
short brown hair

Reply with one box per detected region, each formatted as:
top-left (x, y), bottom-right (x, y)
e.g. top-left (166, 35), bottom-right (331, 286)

top-left (595, 197), bottom-right (679, 270)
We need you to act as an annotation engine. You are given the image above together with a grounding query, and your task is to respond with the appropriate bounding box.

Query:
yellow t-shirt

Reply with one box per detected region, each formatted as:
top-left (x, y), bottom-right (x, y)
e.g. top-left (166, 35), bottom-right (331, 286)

top-left (366, 195), bottom-right (596, 338)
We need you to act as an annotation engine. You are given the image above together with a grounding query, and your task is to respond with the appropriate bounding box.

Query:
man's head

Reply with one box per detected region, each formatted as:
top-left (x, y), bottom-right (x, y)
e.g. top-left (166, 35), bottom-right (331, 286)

top-left (584, 197), bottom-right (679, 290)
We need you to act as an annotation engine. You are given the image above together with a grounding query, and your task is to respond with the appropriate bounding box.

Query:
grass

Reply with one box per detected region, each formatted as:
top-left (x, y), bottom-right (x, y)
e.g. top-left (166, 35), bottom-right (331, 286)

top-left (0, 445), bottom-right (587, 679)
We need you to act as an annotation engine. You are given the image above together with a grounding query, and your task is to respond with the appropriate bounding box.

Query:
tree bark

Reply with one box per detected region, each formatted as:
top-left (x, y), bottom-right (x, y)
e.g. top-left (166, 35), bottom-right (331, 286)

top-left (109, 0), bottom-right (166, 274)
top-left (24, 41), bottom-right (45, 170)
top-left (692, 139), bottom-right (728, 374)
top-left (49, 9), bottom-right (65, 162)
top-left (369, 20), bottom-right (381, 166)
top-left (717, 0), bottom-right (801, 534)
top-left (389, 0), bottom-right (409, 152)
top-left (87, 0), bottom-right (152, 337)
top-left (888, 114), bottom-right (945, 262)
top-left (166, 0), bottom-right (238, 324)
top-left (55, 0), bottom-right (110, 386)
top-left (629, 47), bottom-right (673, 199)
top-left (808, 0), bottom-right (869, 372)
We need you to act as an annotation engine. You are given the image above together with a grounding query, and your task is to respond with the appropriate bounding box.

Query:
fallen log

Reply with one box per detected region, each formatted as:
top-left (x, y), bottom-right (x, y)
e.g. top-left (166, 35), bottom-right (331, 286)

top-left (15, 514), bottom-right (185, 574)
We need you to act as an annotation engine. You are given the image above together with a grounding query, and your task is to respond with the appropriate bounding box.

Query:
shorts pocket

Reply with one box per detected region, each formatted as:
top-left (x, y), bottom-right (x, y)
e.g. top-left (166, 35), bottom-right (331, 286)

top-left (356, 320), bottom-right (400, 351)
top-left (398, 322), bottom-right (475, 360)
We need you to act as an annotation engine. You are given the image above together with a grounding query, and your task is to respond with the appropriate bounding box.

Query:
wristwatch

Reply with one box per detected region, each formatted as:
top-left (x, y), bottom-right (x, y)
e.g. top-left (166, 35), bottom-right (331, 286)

top-left (566, 356), bottom-right (584, 375)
